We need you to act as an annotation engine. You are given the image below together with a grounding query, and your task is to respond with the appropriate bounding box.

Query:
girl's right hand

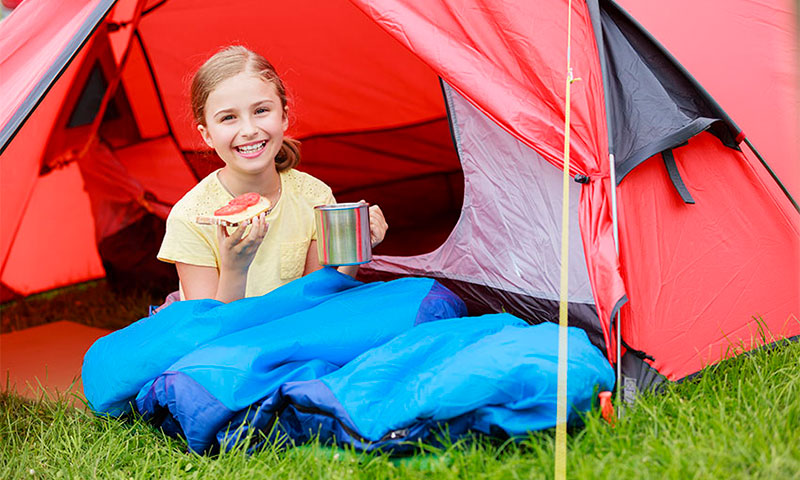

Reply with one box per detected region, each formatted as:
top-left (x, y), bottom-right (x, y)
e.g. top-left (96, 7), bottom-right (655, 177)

top-left (216, 212), bottom-right (269, 273)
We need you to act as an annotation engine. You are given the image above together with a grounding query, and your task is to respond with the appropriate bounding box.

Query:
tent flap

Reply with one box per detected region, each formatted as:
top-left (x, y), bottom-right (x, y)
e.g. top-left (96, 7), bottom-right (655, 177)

top-left (600, 1), bottom-right (739, 183)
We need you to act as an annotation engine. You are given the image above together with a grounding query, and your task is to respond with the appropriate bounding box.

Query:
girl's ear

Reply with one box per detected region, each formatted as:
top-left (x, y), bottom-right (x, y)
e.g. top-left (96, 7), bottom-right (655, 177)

top-left (197, 124), bottom-right (214, 148)
top-left (282, 106), bottom-right (289, 132)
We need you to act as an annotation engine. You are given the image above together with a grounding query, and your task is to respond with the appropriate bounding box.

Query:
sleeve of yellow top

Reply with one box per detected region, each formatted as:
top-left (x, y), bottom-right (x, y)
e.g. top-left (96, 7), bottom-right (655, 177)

top-left (158, 214), bottom-right (218, 268)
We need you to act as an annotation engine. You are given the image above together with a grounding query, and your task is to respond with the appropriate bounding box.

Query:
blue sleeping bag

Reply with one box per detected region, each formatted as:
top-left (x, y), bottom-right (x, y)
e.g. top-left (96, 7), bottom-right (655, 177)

top-left (83, 268), bottom-right (363, 416)
top-left (84, 268), bottom-right (614, 455)
top-left (82, 267), bottom-right (467, 453)
top-left (271, 314), bottom-right (614, 453)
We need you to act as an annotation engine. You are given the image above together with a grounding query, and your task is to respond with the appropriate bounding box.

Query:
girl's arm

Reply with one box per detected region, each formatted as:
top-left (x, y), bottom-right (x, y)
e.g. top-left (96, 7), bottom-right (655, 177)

top-left (176, 262), bottom-right (251, 303)
top-left (303, 240), bottom-right (324, 275)
top-left (178, 213), bottom-right (268, 302)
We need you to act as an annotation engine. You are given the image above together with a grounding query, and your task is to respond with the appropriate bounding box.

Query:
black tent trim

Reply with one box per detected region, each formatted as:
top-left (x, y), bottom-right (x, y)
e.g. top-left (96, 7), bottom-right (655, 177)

top-left (596, 0), bottom-right (800, 214)
top-left (614, 117), bottom-right (718, 183)
top-left (586, 0), bottom-right (613, 160)
top-left (661, 148), bottom-right (695, 204)
top-left (602, 0), bottom-right (742, 160)
top-left (620, 350), bottom-right (667, 402)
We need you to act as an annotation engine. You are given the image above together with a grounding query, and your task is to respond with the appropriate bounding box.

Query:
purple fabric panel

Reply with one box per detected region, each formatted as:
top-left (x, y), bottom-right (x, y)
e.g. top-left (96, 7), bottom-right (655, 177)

top-left (414, 280), bottom-right (467, 326)
top-left (136, 371), bottom-right (236, 454)
top-left (367, 83), bottom-right (594, 304)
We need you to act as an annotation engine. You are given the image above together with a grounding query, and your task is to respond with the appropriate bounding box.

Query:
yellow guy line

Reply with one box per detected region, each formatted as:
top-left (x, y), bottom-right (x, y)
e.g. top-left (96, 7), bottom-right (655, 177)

top-left (555, 0), bottom-right (576, 478)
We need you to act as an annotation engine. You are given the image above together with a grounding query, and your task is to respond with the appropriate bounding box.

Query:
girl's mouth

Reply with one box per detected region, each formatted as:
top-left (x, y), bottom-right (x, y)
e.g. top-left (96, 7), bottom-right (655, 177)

top-left (235, 140), bottom-right (267, 157)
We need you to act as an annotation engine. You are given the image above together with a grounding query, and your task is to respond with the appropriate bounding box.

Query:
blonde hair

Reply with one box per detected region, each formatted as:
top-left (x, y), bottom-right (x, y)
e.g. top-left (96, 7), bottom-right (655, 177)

top-left (190, 46), bottom-right (300, 171)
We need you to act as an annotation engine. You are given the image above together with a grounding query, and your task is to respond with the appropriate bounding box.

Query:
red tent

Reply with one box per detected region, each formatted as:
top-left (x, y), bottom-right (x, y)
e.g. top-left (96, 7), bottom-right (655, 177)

top-left (1, 0), bottom-right (797, 398)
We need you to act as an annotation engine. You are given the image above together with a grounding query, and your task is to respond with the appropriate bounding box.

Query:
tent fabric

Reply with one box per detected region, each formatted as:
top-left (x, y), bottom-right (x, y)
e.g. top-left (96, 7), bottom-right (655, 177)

top-left (2, 0), bottom-right (798, 404)
top-left (134, 0), bottom-right (447, 150)
top-left (76, 140), bottom-right (155, 242)
top-left (0, 0), bottom-right (115, 149)
top-left (0, 26), bottom-right (98, 299)
top-left (113, 137), bottom-right (196, 208)
top-left (368, 83), bottom-right (609, 355)
top-left (616, 0), bottom-right (800, 199)
top-left (373, 84), bottom-right (593, 302)
top-left (616, 132), bottom-right (800, 383)
top-left (1, 161), bottom-right (104, 297)
top-left (352, 0), bottom-right (626, 360)
top-left (0, 0), bottom-right (141, 298)
top-left (351, 0), bottom-right (610, 176)
top-left (116, 35), bottom-right (170, 140)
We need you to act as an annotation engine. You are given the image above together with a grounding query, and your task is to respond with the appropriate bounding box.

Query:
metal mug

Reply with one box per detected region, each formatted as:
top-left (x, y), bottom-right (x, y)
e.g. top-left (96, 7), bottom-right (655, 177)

top-left (314, 202), bottom-right (372, 266)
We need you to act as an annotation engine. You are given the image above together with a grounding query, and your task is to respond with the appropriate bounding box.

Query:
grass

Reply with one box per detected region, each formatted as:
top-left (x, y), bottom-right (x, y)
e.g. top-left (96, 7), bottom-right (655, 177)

top-left (1, 284), bottom-right (799, 479)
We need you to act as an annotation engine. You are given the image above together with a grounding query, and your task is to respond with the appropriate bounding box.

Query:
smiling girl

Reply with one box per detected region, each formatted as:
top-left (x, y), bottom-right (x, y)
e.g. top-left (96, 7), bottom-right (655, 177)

top-left (157, 46), bottom-right (388, 303)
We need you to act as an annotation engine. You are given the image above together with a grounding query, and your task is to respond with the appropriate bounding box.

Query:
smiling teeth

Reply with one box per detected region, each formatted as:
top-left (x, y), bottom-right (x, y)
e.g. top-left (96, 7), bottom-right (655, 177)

top-left (237, 141), bottom-right (266, 153)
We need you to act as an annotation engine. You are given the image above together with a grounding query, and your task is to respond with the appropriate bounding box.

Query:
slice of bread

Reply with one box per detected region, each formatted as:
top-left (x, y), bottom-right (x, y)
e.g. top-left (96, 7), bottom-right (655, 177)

top-left (196, 196), bottom-right (272, 227)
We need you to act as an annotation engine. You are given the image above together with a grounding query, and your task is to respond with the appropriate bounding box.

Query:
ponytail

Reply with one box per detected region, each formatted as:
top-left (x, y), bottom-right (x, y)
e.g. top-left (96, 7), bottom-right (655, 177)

top-left (275, 137), bottom-right (301, 171)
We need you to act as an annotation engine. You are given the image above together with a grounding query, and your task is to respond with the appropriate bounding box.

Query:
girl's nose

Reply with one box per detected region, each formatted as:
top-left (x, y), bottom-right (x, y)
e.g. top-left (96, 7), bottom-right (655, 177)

top-left (240, 116), bottom-right (258, 137)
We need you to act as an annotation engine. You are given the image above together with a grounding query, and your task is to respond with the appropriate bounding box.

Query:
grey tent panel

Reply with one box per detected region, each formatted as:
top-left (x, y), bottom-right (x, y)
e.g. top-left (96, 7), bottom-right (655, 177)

top-left (600, 0), bottom-right (740, 184)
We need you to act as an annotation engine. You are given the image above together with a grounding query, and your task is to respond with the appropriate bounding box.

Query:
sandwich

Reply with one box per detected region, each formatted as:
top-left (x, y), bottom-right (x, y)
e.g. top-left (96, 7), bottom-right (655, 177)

top-left (196, 192), bottom-right (272, 227)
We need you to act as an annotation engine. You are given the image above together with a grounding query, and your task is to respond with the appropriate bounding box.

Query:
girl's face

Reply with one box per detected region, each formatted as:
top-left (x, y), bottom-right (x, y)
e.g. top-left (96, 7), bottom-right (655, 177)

top-left (197, 72), bottom-right (288, 177)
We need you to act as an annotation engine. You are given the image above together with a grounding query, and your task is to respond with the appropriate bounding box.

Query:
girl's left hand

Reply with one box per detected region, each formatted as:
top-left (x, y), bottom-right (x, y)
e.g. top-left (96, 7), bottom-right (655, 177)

top-left (366, 202), bottom-right (388, 248)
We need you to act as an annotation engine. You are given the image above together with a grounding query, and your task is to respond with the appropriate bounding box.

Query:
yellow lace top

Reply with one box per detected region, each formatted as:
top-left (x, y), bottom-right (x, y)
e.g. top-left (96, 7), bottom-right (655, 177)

top-left (158, 168), bottom-right (336, 298)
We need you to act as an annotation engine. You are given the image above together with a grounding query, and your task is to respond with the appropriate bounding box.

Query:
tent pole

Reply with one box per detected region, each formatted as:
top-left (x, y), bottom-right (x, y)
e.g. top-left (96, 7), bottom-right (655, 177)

top-left (609, 153), bottom-right (622, 408)
top-left (586, 0), bottom-right (624, 410)
top-left (743, 138), bottom-right (800, 214)
top-left (609, 156), bottom-right (619, 259)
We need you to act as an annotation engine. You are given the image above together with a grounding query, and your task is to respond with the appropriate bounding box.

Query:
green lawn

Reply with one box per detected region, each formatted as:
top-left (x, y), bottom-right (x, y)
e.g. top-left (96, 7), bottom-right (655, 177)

top-left (2, 283), bottom-right (799, 479)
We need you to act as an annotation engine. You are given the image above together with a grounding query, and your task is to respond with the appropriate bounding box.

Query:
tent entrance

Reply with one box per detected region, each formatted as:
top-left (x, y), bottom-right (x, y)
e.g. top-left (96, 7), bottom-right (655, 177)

top-left (365, 82), bottom-right (607, 355)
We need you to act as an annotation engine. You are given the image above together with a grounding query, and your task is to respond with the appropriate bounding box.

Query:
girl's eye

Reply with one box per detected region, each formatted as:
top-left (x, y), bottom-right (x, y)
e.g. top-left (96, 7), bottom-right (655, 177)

top-left (220, 114), bottom-right (235, 122)
top-left (255, 107), bottom-right (269, 115)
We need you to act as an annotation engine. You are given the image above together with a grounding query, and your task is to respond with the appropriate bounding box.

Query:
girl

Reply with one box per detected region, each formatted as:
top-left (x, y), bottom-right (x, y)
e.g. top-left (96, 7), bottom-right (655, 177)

top-left (157, 46), bottom-right (388, 303)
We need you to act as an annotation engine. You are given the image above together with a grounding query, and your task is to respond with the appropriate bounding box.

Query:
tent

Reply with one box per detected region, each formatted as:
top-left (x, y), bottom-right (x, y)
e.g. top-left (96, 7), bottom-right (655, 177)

top-left (1, 0), bottom-right (798, 399)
